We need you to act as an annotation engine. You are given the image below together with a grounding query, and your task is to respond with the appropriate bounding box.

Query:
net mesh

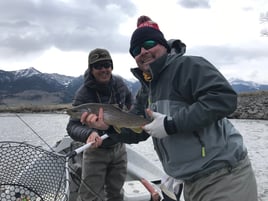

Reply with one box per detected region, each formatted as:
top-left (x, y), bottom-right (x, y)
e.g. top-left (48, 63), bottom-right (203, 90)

top-left (0, 141), bottom-right (69, 201)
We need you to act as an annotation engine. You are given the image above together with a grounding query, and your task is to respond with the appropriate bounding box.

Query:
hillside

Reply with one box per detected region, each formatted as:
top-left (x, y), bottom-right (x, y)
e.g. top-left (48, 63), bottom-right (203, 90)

top-left (0, 68), bottom-right (267, 120)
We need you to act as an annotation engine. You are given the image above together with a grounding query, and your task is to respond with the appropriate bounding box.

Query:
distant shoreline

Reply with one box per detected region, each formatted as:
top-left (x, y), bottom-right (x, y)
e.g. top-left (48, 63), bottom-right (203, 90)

top-left (0, 103), bottom-right (71, 114)
top-left (1, 90), bottom-right (267, 120)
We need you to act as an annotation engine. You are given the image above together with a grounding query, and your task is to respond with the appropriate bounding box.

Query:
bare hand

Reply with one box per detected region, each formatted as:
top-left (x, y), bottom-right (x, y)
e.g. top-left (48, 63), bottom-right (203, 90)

top-left (80, 107), bottom-right (109, 130)
top-left (86, 131), bottom-right (103, 148)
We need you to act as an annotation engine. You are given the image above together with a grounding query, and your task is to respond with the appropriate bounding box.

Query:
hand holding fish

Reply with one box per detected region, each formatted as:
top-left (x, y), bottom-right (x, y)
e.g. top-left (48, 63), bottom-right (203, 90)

top-left (81, 107), bottom-right (109, 130)
top-left (67, 103), bottom-right (151, 133)
top-left (143, 109), bottom-right (168, 139)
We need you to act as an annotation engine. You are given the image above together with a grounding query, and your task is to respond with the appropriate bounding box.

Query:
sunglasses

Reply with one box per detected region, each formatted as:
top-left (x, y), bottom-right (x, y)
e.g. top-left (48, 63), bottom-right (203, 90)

top-left (131, 40), bottom-right (158, 57)
top-left (92, 61), bottom-right (112, 70)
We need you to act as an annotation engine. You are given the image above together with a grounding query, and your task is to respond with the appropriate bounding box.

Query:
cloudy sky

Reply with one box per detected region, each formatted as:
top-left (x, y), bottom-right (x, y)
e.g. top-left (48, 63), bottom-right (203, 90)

top-left (0, 0), bottom-right (268, 83)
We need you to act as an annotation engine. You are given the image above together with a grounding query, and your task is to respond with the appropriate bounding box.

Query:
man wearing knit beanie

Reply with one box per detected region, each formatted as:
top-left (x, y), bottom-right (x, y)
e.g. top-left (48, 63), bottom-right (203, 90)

top-left (113, 15), bottom-right (258, 201)
top-left (81, 15), bottom-right (257, 201)
top-left (129, 16), bottom-right (170, 58)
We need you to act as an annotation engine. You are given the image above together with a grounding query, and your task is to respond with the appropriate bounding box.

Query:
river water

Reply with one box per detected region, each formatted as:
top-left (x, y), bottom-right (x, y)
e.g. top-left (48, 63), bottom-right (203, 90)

top-left (0, 113), bottom-right (267, 201)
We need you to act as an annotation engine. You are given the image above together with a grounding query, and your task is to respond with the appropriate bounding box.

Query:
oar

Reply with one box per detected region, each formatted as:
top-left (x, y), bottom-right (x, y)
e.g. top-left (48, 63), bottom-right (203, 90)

top-left (67, 134), bottom-right (109, 158)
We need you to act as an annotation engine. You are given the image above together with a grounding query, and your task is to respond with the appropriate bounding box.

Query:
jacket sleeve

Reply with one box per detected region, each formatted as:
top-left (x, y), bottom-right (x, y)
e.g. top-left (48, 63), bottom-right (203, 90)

top-left (66, 117), bottom-right (93, 143)
top-left (106, 126), bottom-right (150, 144)
top-left (66, 87), bottom-right (95, 143)
top-left (172, 56), bottom-right (238, 132)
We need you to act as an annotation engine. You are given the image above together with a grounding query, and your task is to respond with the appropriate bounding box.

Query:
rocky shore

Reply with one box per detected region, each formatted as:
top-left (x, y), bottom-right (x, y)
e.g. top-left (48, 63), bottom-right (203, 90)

top-left (1, 91), bottom-right (267, 120)
top-left (229, 91), bottom-right (268, 120)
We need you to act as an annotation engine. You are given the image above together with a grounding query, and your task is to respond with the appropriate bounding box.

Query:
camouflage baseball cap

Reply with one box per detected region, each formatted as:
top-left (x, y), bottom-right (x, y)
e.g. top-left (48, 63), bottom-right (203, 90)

top-left (88, 48), bottom-right (112, 66)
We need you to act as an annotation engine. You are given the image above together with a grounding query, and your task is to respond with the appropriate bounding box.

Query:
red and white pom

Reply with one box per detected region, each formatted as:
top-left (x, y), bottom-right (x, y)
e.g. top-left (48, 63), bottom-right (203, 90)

top-left (137, 15), bottom-right (160, 30)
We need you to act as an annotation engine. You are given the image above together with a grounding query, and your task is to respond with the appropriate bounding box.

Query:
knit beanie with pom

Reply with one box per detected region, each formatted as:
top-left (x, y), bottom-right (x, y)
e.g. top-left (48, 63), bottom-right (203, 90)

top-left (129, 15), bottom-right (170, 57)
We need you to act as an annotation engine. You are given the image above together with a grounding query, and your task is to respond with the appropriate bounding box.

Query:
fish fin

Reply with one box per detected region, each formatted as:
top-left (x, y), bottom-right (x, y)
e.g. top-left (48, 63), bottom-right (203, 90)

top-left (130, 128), bottom-right (143, 133)
top-left (113, 126), bottom-right (143, 134)
top-left (111, 104), bottom-right (123, 110)
top-left (113, 126), bottom-right (122, 133)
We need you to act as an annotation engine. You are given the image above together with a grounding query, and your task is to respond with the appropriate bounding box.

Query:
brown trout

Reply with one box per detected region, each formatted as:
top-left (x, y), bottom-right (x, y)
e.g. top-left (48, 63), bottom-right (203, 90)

top-left (66, 103), bottom-right (150, 133)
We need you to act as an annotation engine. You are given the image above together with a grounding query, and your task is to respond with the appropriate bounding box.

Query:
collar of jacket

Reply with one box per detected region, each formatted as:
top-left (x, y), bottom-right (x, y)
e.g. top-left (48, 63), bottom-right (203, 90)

top-left (131, 67), bottom-right (148, 88)
top-left (131, 53), bottom-right (168, 83)
top-left (149, 47), bottom-right (187, 82)
top-left (149, 53), bottom-right (168, 81)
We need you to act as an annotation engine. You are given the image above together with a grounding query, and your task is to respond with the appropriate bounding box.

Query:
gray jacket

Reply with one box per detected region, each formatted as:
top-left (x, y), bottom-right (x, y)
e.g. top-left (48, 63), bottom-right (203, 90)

top-left (130, 40), bottom-right (247, 181)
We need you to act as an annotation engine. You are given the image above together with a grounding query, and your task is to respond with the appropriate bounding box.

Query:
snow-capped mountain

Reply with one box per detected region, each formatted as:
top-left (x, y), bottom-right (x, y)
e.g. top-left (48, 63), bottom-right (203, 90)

top-left (228, 78), bottom-right (259, 88)
top-left (0, 67), bottom-right (267, 105)
top-left (11, 67), bottom-right (73, 86)
top-left (228, 78), bottom-right (268, 92)
top-left (0, 68), bottom-right (141, 104)
top-left (14, 67), bottom-right (41, 79)
top-left (0, 68), bottom-right (74, 94)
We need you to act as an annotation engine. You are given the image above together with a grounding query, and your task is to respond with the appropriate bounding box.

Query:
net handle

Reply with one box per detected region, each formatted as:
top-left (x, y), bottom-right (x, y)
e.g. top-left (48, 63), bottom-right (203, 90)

top-left (67, 134), bottom-right (108, 158)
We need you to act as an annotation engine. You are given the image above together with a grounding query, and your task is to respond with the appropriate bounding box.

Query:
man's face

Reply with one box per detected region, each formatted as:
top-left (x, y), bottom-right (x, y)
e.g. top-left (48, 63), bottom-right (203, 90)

top-left (132, 40), bottom-right (167, 72)
top-left (91, 60), bottom-right (112, 84)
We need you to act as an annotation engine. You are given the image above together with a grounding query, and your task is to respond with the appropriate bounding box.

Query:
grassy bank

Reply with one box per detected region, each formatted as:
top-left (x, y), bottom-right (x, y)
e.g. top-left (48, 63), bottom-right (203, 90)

top-left (0, 103), bottom-right (72, 113)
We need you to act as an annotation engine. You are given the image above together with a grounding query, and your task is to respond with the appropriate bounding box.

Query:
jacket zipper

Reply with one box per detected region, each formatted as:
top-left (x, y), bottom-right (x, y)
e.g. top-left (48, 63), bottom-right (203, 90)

top-left (194, 131), bottom-right (206, 157)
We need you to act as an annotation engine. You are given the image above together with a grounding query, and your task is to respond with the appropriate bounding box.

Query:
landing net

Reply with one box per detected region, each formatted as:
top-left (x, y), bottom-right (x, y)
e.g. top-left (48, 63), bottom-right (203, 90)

top-left (0, 141), bottom-right (69, 201)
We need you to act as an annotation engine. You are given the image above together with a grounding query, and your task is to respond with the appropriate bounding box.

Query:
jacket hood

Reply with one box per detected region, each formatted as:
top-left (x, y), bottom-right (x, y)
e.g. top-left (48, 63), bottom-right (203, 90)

top-left (167, 39), bottom-right (186, 56)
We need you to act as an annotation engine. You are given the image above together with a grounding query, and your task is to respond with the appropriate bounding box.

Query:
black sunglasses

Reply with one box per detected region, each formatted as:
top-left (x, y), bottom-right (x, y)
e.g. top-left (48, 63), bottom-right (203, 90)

top-left (131, 40), bottom-right (158, 57)
top-left (92, 61), bottom-right (112, 70)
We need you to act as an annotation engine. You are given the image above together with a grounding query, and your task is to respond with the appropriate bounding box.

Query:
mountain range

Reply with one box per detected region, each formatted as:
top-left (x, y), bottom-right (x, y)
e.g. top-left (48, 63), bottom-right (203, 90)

top-left (1, 67), bottom-right (268, 106)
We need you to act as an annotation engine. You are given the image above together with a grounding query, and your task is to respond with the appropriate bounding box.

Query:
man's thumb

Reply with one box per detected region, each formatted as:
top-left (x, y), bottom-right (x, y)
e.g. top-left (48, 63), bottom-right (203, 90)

top-left (146, 108), bottom-right (153, 117)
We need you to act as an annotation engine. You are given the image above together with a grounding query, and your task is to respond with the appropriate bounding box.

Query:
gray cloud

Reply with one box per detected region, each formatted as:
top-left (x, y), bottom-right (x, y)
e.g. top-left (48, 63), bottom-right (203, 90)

top-left (0, 0), bottom-right (136, 57)
top-left (177, 0), bottom-right (210, 9)
top-left (1, 0), bottom-right (267, 84)
top-left (188, 44), bottom-right (268, 67)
